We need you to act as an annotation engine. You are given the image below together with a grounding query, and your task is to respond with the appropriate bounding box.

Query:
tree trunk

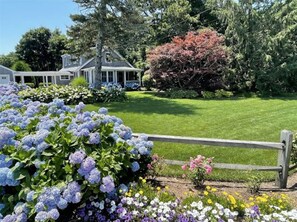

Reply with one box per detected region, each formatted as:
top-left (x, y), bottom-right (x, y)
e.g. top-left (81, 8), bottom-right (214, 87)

top-left (94, 1), bottom-right (107, 89)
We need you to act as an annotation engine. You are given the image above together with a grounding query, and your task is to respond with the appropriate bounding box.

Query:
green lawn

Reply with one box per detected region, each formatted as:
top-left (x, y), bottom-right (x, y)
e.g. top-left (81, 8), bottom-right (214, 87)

top-left (85, 91), bottom-right (297, 181)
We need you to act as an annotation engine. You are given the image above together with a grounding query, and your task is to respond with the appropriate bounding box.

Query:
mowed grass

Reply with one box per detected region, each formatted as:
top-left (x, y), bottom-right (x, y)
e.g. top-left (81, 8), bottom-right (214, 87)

top-left (85, 91), bottom-right (297, 181)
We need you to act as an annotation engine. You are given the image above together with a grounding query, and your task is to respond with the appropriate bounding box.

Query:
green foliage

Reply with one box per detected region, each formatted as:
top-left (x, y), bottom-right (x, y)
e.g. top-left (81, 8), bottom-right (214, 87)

top-left (246, 172), bottom-right (262, 194)
top-left (164, 89), bottom-right (198, 99)
top-left (201, 91), bottom-right (215, 99)
top-left (19, 84), bottom-right (127, 104)
top-left (11, 61), bottom-right (31, 71)
top-left (25, 83), bottom-right (34, 88)
top-left (146, 154), bottom-right (166, 180)
top-left (70, 77), bottom-right (89, 88)
top-left (0, 52), bottom-right (18, 68)
top-left (16, 27), bottom-right (68, 71)
top-left (214, 89), bottom-right (234, 98)
top-left (142, 73), bottom-right (155, 91)
top-left (291, 133), bottom-right (297, 165)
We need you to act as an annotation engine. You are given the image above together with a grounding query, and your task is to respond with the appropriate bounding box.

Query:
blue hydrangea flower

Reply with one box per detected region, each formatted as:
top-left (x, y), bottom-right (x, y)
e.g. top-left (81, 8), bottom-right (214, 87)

top-left (131, 161), bottom-right (140, 172)
top-left (0, 154), bottom-right (12, 168)
top-left (48, 208), bottom-right (60, 220)
top-left (100, 176), bottom-right (115, 193)
top-left (69, 150), bottom-right (86, 164)
top-left (57, 198), bottom-right (68, 210)
top-left (35, 211), bottom-right (49, 222)
top-left (89, 132), bottom-right (101, 144)
top-left (98, 107), bottom-right (108, 115)
top-left (26, 191), bottom-right (35, 202)
top-left (78, 157), bottom-right (96, 176)
top-left (85, 168), bottom-right (101, 184)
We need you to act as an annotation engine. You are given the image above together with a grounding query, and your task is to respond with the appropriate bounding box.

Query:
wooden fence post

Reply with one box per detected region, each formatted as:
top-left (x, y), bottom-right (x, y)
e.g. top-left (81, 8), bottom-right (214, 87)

top-left (276, 130), bottom-right (293, 188)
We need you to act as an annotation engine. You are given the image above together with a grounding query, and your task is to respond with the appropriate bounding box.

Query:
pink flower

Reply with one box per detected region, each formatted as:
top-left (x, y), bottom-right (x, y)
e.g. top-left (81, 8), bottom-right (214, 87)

top-left (181, 164), bottom-right (187, 170)
top-left (205, 165), bottom-right (212, 174)
top-left (147, 163), bottom-right (153, 169)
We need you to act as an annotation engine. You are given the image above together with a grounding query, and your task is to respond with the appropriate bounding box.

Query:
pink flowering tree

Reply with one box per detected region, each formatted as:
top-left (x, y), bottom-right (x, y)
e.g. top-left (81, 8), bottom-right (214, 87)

top-left (182, 155), bottom-right (213, 188)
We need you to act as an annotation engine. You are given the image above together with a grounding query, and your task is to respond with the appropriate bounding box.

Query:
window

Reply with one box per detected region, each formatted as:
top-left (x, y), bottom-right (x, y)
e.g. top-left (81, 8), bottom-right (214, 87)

top-left (105, 52), bottom-right (112, 63)
top-left (60, 75), bottom-right (70, 81)
top-left (108, 71), bottom-right (113, 82)
top-left (2, 77), bottom-right (7, 79)
top-left (102, 71), bottom-right (107, 82)
top-left (127, 72), bottom-right (138, 81)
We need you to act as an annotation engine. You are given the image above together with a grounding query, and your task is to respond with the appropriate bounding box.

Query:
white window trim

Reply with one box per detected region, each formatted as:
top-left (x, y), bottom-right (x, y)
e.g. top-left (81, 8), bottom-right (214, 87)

top-left (60, 75), bottom-right (70, 81)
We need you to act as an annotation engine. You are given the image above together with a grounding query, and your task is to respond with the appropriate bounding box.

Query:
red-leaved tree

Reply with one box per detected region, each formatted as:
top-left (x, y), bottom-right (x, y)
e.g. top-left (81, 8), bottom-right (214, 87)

top-left (148, 29), bottom-right (229, 92)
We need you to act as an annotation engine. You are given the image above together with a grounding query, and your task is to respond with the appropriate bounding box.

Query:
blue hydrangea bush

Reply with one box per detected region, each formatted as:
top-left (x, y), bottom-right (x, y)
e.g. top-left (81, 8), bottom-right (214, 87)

top-left (0, 83), bottom-right (152, 221)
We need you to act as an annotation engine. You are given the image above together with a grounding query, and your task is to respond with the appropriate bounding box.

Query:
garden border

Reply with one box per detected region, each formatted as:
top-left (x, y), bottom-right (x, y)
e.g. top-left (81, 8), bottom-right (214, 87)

top-left (133, 130), bottom-right (295, 189)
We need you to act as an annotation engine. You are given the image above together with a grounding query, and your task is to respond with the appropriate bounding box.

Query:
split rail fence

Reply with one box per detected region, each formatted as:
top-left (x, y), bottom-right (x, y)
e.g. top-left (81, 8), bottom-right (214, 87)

top-left (133, 130), bottom-right (295, 188)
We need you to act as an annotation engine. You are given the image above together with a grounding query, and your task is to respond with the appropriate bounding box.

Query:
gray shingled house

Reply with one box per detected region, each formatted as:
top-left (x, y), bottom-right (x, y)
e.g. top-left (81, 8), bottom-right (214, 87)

top-left (59, 47), bottom-right (142, 87)
top-left (0, 65), bottom-right (14, 85)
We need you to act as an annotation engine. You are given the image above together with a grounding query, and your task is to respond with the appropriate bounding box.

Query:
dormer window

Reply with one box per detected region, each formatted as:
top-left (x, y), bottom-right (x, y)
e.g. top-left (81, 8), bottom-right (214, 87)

top-left (105, 52), bottom-right (112, 63)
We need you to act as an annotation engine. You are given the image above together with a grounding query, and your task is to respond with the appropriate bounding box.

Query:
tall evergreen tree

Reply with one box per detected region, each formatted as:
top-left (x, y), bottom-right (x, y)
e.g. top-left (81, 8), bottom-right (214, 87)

top-left (69, 0), bottom-right (145, 88)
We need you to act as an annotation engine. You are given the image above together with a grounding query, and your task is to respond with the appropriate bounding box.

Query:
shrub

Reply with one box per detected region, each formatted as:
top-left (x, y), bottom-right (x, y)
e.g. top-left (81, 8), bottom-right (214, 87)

top-left (70, 76), bottom-right (88, 88)
top-left (164, 89), bottom-right (198, 99)
top-left (214, 89), bottom-right (234, 98)
top-left (148, 29), bottom-right (229, 93)
top-left (18, 85), bottom-right (94, 104)
top-left (11, 61), bottom-right (31, 71)
top-left (18, 84), bottom-right (127, 105)
top-left (25, 83), bottom-right (34, 88)
top-left (182, 155), bottom-right (213, 188)
top-left (0, 84), bottom-right (152, 221)
top-left (201, 91), bottom-right (215, 99)
top-left (142, 73), bottom-right (155, 90)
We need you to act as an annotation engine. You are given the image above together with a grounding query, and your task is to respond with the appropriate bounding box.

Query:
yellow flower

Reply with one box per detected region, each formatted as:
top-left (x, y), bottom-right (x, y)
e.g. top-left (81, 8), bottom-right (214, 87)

top-left (240, 204), bottom-right (245, 208)
top-left (211, 188), bottom-right (217, 192)
top-left (157, 187), bottom-right (161, 191)
top-left (184, 192), bottom-right (188, 196)
top-left (249, 197), bottom-right (254, 201)
top-left (142, 179), bottom-right (147, 184)
top-left (278, 199), bottom-right (282, 203)
top-left (207, 199), bottom-right (213, 204)
top-left (139, 176), bottom-right (143, 180)
top-left (206, 186), bottom-right (211, 190)
top-left (204, 191), bottom-right (209, 196)
top-left (165, 186), bottom-right (169, 190)
top-left (250, 202), bottom-right (255, 206)
top-left (228, 195), bottom-right (236, 205)
top-left (222, 191), bottom-right (228, 196)
top-left (139, 190), bottom-right (144, 195)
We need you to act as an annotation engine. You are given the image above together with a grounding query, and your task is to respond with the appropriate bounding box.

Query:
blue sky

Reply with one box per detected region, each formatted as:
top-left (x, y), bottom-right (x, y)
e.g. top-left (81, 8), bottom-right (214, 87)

top-left (0, 0), bottom-right (81, 55)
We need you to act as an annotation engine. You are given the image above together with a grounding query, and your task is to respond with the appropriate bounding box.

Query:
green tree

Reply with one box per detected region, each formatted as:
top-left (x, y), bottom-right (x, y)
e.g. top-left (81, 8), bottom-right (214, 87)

top-left (69, 0), bottom-right (144, 88)
top-left (208, 0), bottom-right (297, 94)
top-left (16, 27), bottom-right (68, 71)
top-left (11, 61), bottom-right (31, 71)
top-left (0, 52), bottom-right (18, 68)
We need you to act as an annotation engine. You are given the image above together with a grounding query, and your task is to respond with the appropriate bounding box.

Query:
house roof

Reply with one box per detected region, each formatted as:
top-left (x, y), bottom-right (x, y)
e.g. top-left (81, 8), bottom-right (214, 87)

top-left (82, 66), bottom-right (142, 72)
top-left (0, 65), bottom-right (15, 73)
top-left (14, 71), bottom-right (73, 77)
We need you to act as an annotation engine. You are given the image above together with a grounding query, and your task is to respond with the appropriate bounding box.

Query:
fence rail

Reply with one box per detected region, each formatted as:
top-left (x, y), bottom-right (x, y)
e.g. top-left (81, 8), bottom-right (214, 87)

top-left (133, 130), bottom-right (293, 188)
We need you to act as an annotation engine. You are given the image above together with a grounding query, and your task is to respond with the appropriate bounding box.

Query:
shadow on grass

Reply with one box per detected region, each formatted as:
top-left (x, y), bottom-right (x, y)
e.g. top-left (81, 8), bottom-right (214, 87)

top-left (92, 94), bottom-right (198, 115)
top-left (143, 90), bottom-right (297, 101)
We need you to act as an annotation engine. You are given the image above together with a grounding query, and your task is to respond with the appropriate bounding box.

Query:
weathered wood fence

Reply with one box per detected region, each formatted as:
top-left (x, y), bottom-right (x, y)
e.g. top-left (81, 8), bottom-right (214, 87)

top-left (133, 130), bottom-right (295, 189)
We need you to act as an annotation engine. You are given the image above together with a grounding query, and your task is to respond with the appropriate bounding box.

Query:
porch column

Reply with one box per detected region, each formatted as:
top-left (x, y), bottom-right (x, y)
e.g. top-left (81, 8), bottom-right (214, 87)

top-left (42, 76), bottom-right (45, 85)
top-left (45, 76), bottom-right (49, 87)
top-left (54, 76), bottom-right (57, 84)
top-left (21, 75), bottom-right (25, 84)
top-left (138, 71), bottom-right (141, 86)
top-left (124, 71), bottom-right (126, 86)
top-left (13, 74), bottom-right (16, 83)
top-left (114, 71), bottom-right (117, 83)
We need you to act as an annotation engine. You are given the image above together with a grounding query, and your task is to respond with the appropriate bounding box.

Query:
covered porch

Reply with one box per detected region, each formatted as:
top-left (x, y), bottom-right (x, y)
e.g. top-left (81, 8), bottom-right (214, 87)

top-left (81, 66), bottom-right (142, 87)
top-left (14, 71), bottom-right (74, 86)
